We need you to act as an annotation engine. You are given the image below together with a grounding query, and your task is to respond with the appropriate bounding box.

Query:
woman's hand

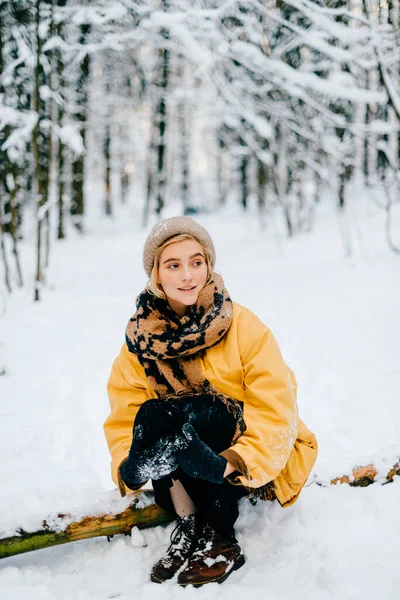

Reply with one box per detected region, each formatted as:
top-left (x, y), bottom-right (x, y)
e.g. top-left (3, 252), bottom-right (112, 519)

top-left (223, 462), bottom-right (235, 477)
top-left (177, 423), bottom-right (228, 484)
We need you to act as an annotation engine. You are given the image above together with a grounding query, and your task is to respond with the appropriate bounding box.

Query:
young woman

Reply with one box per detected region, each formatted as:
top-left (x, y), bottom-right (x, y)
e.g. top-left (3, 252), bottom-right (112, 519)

top-left (104, 216), bottom-right (318, 587)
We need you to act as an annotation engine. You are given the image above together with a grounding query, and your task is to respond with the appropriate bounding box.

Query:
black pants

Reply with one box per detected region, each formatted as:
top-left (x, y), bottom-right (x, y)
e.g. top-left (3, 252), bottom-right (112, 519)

top-left (132, 393), bottom-right (247, 541)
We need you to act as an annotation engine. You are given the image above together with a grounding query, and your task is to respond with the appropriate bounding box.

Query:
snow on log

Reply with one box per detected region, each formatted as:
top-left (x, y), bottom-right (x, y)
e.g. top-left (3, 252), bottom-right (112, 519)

top-left (0, 490), bottom-right (174, 560)
top-left (330, 462), bottom-right (400, 487)
top-left (1, 462), bottom-right (399, 560)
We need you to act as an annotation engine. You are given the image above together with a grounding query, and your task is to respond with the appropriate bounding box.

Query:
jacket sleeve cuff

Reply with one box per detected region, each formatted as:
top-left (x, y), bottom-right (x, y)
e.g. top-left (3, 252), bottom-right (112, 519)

top-left (219, 448), bottom-right (250, 485)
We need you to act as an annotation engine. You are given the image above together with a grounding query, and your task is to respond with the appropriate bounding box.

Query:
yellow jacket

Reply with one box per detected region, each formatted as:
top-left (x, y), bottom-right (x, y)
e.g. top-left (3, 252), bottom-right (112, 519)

top-left (104, 302), bottom-right (318, 507)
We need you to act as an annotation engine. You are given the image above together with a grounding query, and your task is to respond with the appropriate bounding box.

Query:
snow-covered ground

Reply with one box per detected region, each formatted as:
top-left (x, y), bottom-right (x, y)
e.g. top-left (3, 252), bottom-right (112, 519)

top-left (0, 194), bottom-right (399, 599)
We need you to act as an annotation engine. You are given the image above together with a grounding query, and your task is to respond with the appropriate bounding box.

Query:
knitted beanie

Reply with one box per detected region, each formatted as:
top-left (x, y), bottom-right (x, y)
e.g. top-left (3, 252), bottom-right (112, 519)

top-left (143, 216), bottom-right (216, 277)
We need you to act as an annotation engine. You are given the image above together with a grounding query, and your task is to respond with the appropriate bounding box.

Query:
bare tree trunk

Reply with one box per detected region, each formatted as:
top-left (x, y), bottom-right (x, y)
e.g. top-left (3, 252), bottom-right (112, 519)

top-left (120, 168), bottom-right (129, 205)
top-left (71, 155), bottom-right (85, 231)
top-left (363, 70), bottom-right (371, 185)
top-left (143, 170), bottom-right (152, 227)
top-left (363, 0), bottom-right (400, 122)
top-left (31, 0), bottom-right (54, 300)
top-left (295, 180), bottom-right (305, 232)
top-left (57, 134), bottom-right (65, 239)
top-left (104, 129), bottom-right (112, 215)
top-left (142, 119), bottom-right (156, 227)
top-left (283, 200), bottom-right (293, 237)
top-left (154, 38), bottom-right (169, 216)
top-left (387, 0), bottom-right (400, 164)
top-left (180, 95), bottom-right (190, 213)
top-left (1, 151), bottom-right (23, 288)
top-left (387, 0), bottom-right (395, 25)
top-left (0, 197), bottom-right (12, 293)
top-left (119, 126), bottom-right (130, 204)
top-left (240, 153), bottom-right (249, 210)
top-left (45, 0), bottom-right (54, 269)
top-left (273, 123), bottom-right (293, 237)
top-left (0, 291), bottom-right (6, 374)
top-left (257, 159), bottom-right (267, 228)
top-left (8, 181), bottom-right (23, 287)
top-left (104, 74), bottom-right (112, 216)
top-left (384, 186), bottom-right (400, 254)
top-left (216, 139), bottom-right (226, 207)
top-left (71, 24), bottom-right (90, 232)
top-left (338, 164), bottom-right (353, 211)
top-left (33, 0), bottom-right (44, 302)
top-left (338, 170), bottom-right (346, 211)
top-left (0, 5), bottom-right (21, 290)
top-left (56, 0), bottom-right (67, 240)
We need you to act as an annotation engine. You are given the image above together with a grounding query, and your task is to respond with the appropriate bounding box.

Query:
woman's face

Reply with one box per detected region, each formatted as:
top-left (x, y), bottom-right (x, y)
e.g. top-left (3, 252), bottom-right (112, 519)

top-left (158, 239), bottom-right (208, 317)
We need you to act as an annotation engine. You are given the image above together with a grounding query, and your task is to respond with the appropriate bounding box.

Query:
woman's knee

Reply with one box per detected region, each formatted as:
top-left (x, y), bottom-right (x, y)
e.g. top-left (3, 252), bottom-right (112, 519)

top-left (134, 398), bottom-right (182, 438)
top-left (135, 398), bottom-right (165, 422)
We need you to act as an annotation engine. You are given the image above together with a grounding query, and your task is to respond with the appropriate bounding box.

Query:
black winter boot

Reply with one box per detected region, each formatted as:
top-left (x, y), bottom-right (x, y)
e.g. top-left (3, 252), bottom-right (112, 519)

top-left (151, 514), bottom-right (199, 583)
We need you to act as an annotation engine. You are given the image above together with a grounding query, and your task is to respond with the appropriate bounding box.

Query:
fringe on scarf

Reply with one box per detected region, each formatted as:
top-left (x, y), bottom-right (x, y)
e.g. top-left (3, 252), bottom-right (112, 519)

top-left (247, 480), bottom-right (277, 502)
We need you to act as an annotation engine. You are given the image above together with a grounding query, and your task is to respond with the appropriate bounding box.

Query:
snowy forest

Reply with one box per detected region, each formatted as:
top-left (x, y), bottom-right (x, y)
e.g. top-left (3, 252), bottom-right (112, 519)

top-left (1, 0), bottom-right (399, 300)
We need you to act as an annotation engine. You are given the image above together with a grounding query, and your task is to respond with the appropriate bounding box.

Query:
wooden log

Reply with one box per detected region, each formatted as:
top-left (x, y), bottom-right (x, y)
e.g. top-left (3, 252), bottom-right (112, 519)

top-left (331, 461), bottom-right (400, 487)
top-left (0, 490), bottom-right (174, 560)
top-left (1, 461), bottom-right (399, 561)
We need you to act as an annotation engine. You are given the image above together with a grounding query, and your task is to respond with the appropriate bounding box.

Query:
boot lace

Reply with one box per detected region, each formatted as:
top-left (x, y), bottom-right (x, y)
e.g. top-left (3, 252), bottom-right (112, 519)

top-left (166, 516), bottom-right (196, 559)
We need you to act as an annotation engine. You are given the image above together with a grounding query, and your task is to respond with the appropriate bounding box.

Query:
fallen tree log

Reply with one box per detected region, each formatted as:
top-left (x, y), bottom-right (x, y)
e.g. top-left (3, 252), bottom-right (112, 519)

top-left (330, 461), bottom-right (400, 487)
top-left (1, 461), bottom-right (399, 560)
top-left (0, 490), bottom-right (174, 561)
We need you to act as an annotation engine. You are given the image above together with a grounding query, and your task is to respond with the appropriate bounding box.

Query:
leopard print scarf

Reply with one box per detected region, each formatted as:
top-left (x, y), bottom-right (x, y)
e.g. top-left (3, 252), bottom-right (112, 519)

top-left (125, 273), bottom-right (245, 442)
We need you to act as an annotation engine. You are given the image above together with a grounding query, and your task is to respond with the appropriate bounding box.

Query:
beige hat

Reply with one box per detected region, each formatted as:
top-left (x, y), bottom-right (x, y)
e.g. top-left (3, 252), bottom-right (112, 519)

top-left (143, 216), bottom-right (216, 277)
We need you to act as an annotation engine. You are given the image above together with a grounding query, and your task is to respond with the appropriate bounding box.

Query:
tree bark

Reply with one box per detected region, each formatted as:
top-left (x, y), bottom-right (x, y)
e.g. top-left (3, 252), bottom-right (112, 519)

top-left (119, 125), bottom-right (130, 204)
top-left (71, 24), bottom-right (90, 232)
top-left (180, 98), bottom-right (190, 213)
top-left (57, 132), bottom-right (65, 240)
top-left (0, 5), bottom-right (23, 290)
top-left (154, 42), bottom-right (169, 216)
top-left (240, 153), bottom-right (249, 210)
top-left (331, 461), bottom-right (400, 487)
top-left (44, 0), bottom-right (54, 269)
top-left (56, 0), bottom-right (67, 240)
top-left (363, 69), bottom-right (371, 185)
top-left (363, 0), bottom-right (400, 122)
top-left (142, 118), bottom-right (156, 227)
top-left (104, 79), bottom-right (112, 217)
top-left (0, 490), bottom-right (173, 560)
top-left (216, 139), bottom-right (228, 207)
top-left (33, 0), bottom-right (44, 302)
top-left (0, 197), bottom-right (12, 293)
top-left (32, 0), bottom-right (53, 300)
top-left (8, 180), bottom-right (23, 287)
top-left (257, 158), bottom-right (267, 226)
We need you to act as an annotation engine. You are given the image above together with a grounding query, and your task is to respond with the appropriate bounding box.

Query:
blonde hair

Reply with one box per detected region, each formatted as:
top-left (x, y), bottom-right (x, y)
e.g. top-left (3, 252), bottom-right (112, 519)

top-left (147, 233), bottom-right (213, 299)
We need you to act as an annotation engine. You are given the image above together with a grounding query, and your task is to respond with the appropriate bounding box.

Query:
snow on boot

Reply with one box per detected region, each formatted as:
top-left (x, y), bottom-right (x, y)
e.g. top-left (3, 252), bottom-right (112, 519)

top-left (151, 514), bottom-right (199, 583)
top-left (177, 523), bottom-right (245, 587)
